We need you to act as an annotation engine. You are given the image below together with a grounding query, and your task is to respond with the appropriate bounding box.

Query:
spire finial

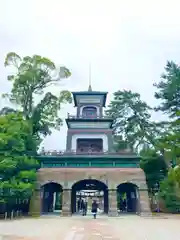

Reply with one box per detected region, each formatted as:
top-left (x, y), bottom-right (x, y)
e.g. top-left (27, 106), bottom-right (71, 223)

top-left (88, 63), bottom-right (92, 91)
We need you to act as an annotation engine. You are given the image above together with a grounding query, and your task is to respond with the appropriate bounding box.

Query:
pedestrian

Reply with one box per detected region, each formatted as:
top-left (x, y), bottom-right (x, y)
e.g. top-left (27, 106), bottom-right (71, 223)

top-left (91, 200), bottom-right (98, 219)
top-left (80, 198), bottom-right (84, 214)
top-left (123, 199), bottom-right (126, 212)
top-left (77, 198), bottom-right (81, 212)
top-left (120, 197), bottom-right (123, 212)
top-left (82, 199), bottom-right (87, 216)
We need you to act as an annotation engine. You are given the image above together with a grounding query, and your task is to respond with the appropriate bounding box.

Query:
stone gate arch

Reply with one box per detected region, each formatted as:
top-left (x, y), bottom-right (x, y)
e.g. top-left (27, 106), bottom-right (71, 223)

top-left (71, 178), bottom-right (108, 214)
top-left (41, 182), bottom-right (63, 214)
top-left (116, 182), bottom-right (140, 213)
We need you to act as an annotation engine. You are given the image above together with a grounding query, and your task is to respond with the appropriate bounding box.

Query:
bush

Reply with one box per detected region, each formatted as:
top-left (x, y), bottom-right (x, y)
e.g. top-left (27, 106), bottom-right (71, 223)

top-left (159, 169), bottom-right (180, 212)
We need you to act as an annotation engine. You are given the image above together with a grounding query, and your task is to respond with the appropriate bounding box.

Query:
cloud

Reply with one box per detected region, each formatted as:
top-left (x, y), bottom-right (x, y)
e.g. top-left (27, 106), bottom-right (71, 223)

top-left (1, 0), bottom-right (180, 149)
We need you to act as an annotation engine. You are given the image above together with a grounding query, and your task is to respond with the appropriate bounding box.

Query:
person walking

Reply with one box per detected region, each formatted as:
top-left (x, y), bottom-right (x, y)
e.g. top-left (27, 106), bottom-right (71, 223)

top-left (80, 198), bottom-right (84, 214)
top-left (123, 199), bottom-right (126, 212)
top-left (77, 198), bottom-right (81, 212)
top-left (120, 197), bottom-right (123, 212)
top-left (91, 200), bottom-right (98, 219)
top-left (82, 199), bottom-right (87, 216)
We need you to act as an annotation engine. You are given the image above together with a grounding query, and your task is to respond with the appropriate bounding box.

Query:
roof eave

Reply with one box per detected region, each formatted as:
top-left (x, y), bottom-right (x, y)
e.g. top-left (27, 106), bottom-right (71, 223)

top-left (72, 91), bottom-right (108, 107)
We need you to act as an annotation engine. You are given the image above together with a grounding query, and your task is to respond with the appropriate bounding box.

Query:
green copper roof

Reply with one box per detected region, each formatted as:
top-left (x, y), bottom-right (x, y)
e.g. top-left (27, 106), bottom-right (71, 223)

top-left (38, 154), bottom-right (140, 168)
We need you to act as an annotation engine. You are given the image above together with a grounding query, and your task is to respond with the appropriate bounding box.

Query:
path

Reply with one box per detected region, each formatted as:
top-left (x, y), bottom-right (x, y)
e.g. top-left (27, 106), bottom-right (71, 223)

top-left (0, 215), bottom-right (180, 239)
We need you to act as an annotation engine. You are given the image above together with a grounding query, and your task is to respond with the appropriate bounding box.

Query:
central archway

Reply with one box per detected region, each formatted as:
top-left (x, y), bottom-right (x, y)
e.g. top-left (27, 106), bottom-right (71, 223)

top-left (71, 179), bottom-right (108, 215)
top-left (117, 182), bottom-right (139, 214)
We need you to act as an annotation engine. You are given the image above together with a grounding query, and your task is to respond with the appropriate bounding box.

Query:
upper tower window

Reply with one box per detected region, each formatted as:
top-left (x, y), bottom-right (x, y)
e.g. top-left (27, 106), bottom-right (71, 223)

top-left (82, 106), bottom-right (97, 118)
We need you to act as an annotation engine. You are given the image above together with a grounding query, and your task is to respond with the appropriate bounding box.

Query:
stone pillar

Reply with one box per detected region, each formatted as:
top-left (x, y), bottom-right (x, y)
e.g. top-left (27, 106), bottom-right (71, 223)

top-left (135, 187), bottom-right (140, 214)
top-left (29, 188), bottom-right (41, 217)
top-left (62, 189), bottom-right (71, 216)
top-left (108, 189), bottom-right (118, 217)
top-left (139, 189), bottom-right (152, 216)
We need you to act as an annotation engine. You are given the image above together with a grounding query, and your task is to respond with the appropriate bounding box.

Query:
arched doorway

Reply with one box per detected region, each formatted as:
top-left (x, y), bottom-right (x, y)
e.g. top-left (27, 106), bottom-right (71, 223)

top-left (41, 182), bottom-right (63, 214)
top-left (117, 182), bottom-right (139, 214)
top-left (71, 179), bottom-right (108, 215)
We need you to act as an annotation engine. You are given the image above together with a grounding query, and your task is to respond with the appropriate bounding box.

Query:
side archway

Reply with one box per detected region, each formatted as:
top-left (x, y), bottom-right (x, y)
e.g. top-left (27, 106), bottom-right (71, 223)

top-left (117, 182), bottom-right (139, 214)
top-left (41, 182), bottom-right (63, 214)
top-left (71, 179), bottom-right (108, 214)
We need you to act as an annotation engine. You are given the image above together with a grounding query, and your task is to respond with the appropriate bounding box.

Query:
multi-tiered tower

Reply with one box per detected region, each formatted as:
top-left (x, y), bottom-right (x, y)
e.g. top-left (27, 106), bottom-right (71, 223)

top-left (32, 85), bottom-right (151, 217)
top-left (66, 85), bottom-right (113, 153)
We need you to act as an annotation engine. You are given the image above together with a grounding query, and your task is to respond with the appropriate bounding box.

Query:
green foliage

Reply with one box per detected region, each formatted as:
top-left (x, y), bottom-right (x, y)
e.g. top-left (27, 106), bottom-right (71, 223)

top-left (0, 52), bottom-right (72, 210)
top-left (154, 61), bottom-right (180, 162)
top-left (140, 148), bottom-right (167, 190)
top-left (173, 166), bottom-right (180, 187)
top-left (0, 113), bottom-right (37, 154)
top-left (159, 169), bottom-right (180, 212)
top-left (0, 52), bottom-right (72, 211)
top-left (154, 61), bottom-right (180, 118)
top-left (106, 90), bottom-right (155, 150)
top-left (0, 113), bottom-right (39, 202)
top-left (3, 52), bottom-right (72, 140)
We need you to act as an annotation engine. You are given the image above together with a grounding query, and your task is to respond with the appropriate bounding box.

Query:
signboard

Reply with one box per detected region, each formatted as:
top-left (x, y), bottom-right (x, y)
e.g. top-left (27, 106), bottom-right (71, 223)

top-left (76, 190), bottom-right (104, 197)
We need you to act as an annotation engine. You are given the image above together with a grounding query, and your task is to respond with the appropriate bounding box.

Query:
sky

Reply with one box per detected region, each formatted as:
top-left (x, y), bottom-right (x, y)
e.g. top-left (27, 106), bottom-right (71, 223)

top-left (0, 0), bottom-right (180, 150)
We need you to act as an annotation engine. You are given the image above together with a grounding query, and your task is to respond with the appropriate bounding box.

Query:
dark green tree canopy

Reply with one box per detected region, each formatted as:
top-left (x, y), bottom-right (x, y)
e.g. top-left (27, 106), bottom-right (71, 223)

top-left (140, 147), bottom-right (167, 190)
top-left (106, 90), bottom-right (154, 150)
top-left (154, 61), bottom-right (180, 159)
top-left (0, 113), bottom-right (39, 202)
top-left (0, 53), bottom-right (72, 205)
top-left (154, 61), bottom-right (180, 119)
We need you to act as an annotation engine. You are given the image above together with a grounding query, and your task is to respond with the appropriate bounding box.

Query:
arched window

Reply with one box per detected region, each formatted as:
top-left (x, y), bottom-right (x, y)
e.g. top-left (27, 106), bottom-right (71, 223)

top-left (82, 106), bottom-right (97, 118)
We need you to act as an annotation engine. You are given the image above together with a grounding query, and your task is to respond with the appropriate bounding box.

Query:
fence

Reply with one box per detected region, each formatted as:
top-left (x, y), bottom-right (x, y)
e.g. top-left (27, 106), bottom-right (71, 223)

top-left (0, 198), bottom-right (30, 220)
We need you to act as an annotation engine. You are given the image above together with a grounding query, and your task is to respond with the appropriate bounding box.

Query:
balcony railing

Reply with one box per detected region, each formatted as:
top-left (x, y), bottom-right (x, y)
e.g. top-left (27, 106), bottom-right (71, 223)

top-left (67, 113), bottom-right (112, 120)
top-left (38, 149), bottom-right (136, 156)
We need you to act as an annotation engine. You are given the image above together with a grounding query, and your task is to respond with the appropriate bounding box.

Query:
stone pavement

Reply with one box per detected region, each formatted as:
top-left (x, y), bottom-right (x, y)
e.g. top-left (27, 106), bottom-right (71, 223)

top-left (0, 215), bottom-right (180, 239)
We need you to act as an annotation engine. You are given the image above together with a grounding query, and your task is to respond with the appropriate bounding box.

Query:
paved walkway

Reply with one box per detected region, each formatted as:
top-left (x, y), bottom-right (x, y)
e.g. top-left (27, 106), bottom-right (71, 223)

top-left (0, 215), bottom-right (180, 239)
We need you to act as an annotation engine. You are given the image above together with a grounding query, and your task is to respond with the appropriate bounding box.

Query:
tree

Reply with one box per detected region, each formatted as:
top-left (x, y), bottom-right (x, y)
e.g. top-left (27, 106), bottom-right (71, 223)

top-left (159, 169), bottom-right (180, 212)
top-left (154, 61), bottom-right (180, 118)
top-left (106, 90), bottom-right (155, 150)
top-left (154, 61), bottom-right (180, 161)
top-left (0, 113), bottom-right (39, 205)
top-left (140, 147), bottom-right (167, 191)
top-left (106, 89), bottom-right (168, 194)
top-left (152, 61), bottom-right (180, 212)
top-left (3, 52), bottom-right (72, 141)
